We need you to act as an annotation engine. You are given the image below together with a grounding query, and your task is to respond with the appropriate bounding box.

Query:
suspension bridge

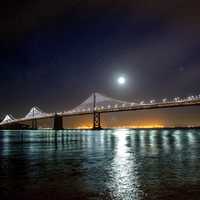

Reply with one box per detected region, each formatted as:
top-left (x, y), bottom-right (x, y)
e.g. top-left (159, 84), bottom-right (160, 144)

top-left (0, 92), bottom-right (200, 130)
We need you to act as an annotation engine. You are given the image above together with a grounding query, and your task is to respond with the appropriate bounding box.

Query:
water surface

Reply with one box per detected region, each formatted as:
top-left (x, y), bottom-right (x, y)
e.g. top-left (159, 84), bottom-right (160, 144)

top-left (0, 129), bottom-right (200, 200)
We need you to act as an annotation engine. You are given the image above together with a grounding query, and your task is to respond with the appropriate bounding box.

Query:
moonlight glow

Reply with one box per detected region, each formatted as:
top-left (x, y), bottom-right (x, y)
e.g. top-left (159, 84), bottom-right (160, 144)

top-left (117, 76), bottom-right (126, 85)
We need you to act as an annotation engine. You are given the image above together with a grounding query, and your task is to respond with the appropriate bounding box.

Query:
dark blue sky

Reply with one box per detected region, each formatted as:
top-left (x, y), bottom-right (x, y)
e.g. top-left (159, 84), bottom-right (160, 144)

top-left (0, 0), bottom-right (200, 117)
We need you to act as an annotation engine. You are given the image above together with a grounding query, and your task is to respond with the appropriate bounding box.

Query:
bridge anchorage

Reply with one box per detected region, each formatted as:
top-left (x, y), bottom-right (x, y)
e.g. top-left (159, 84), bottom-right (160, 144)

top-left (31, 119), bottom-right (37, 130)
top-left (53, 114), bottom-right (63, 130)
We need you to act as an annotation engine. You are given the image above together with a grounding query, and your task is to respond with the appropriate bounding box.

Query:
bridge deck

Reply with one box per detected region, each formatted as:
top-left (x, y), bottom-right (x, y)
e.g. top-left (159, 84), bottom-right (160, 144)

top-left (1, 99), bottom-right (200, 126)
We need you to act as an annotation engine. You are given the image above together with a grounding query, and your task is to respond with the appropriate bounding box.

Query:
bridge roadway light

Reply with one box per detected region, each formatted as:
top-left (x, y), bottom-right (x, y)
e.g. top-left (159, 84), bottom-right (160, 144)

top-left (150, 100), bottom-right (155, 104)
top-left (131, 102), bottom-right (135, 106)
top-left (140, 101), bottom-right (144, 105)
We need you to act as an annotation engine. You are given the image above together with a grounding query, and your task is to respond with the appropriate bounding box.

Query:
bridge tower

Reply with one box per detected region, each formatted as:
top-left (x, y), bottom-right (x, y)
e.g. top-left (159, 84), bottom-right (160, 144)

top-left (53, 114), bottom-right (63, 130)
top-left (32, 119), bottom-right (38, 130)
top-left (93, 93), bottom-right (101, 130)
top-left (31, 108), bottom-right (37, 129)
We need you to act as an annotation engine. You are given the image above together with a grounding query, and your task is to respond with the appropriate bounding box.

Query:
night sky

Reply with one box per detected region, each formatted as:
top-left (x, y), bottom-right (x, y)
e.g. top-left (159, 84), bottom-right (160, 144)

top-left (0, 0), bottom-right (200, 123)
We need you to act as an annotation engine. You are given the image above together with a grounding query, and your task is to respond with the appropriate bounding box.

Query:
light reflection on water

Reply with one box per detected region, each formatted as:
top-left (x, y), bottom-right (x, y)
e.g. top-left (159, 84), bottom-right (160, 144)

top-left (0, 129), bottom-right (200, 200)
top-left (109, 130), bottom-right (141, 199)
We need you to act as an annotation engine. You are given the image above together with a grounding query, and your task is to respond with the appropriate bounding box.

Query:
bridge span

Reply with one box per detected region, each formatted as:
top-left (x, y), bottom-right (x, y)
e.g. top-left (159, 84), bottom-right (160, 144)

top-left (1, 93), bottom-right (200, 130)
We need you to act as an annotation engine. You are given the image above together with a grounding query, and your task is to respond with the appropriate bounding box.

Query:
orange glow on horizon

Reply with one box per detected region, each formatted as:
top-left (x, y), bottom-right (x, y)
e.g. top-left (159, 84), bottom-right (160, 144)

top-left (75, 123), bottom-right (165, 129)
top-left (112, 124), bottom-right (165, 129)
top-left (76, 125), bottom-right (92, 129)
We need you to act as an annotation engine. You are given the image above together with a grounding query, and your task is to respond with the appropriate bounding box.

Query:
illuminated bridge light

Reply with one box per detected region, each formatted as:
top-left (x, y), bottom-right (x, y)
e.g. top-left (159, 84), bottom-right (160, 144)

top-left (131, 102), bottom-right (135, 106)
top-left (1, 92), bottom-right (200, 128)
top-left (1, 114), bottom-right (15, 124)
top-left (150, 100), bottom-right (155, 104)
top-left (140, 101), bottom-right (144, 105)
top-left (25, 106), bottom-right (47, 119)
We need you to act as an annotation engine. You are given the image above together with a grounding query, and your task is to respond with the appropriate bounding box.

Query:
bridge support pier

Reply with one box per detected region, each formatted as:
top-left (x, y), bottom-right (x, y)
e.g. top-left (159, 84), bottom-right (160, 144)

top-left (53, 114), bottom-right (63, 130)
top-left (32, 119), bottom-right (38, 130)
top-left (93, 112), bottom-right (101, 130)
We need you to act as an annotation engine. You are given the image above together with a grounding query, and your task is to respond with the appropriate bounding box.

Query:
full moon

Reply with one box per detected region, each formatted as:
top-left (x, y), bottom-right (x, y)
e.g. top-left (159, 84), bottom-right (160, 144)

top-left (117, 76), bottom-right (126, 85)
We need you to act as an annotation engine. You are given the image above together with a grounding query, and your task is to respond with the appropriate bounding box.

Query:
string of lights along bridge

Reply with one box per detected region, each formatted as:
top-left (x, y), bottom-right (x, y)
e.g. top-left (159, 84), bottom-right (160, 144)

top-left (1, 93), bottom-right (200, 130)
